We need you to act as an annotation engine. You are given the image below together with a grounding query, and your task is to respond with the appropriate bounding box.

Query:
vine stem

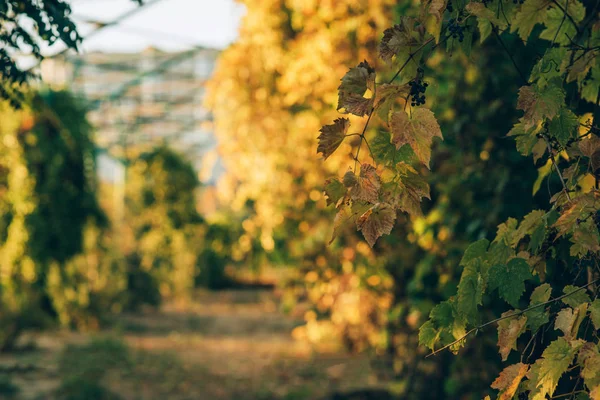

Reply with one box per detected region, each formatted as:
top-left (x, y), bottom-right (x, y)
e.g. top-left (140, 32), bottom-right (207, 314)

top-left (492, 26), bottom-right (528, 86)
top-left (544, 135), bottom-right (572, 201)
top-left (425, 277), bottom-right (600, 358)
top-left (387, 37), bottom-right (436, 84)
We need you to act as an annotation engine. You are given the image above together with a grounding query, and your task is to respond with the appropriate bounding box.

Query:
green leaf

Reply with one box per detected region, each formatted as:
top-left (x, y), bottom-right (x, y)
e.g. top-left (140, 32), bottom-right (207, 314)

top-left (419, 320), bottom-right (440, 350)
top-left (373, 83), bottom-right (408, 121)
top-left (528, 338), bottom-right (580, 400)
top-left (539, 0), bottom-right (585, 45)
top-left (466, 1), bottom-right (508, 43)
top-left (511, 0), bottom-right (551, 41)
top-left (323, 178), bottom-right (346, 207)
top-left (508, 120), bottom-right (539, 157)
top-left (561, 285), bottom-right (591, 308)
top-left (390, 108), bottom-right (443, 169)
top-left (430, 300), bottom-right (455, 327)
top-left (460, 239), bottom-right (490, 267)
top-left (590, 299), bottom-right (600, 331)
top-left (457, 262), bottom-right (484, 325)
top-left (494, 219), bottom-right (518, 246)
top-left (488, 258), bottom-right (532, 307)
top-left (512, 210), bottom-right (546, 247)
top-left (526, 283), bottom-right (552, 331)
top-left (371, 130), bottom-right (416, 167)
top-left (548, 108), bottom-right (579, 148)
top-left (530, 47), bottom-right (567, 88)
top-left (517, 84), bottom-right (564, 129)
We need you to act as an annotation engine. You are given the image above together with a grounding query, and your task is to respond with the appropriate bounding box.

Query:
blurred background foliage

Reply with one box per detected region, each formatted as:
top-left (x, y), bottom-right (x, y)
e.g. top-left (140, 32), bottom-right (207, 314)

top-left (0, 0), bottom-right (578, 399)
top-left (206, 0), bottom-right (556, 398)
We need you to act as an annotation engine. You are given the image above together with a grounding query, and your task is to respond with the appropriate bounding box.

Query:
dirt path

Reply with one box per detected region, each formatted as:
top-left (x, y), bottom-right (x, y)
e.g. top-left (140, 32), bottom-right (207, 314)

top-left (0, 289), bottom-right (378, 400)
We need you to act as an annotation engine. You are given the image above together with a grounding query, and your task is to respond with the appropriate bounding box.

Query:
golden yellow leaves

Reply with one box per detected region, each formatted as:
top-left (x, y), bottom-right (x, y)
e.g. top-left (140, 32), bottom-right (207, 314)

top-left (491, 362), bottom-right (530, 400)
top-left (390, 108), bottom-right (443, 169)
top-left (317, 118), bottom-right (350, 160)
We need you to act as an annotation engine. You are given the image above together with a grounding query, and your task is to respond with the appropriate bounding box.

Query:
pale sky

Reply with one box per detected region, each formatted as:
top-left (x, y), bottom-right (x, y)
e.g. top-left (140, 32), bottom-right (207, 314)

top-left (70, 0), bottom-right (245, 52)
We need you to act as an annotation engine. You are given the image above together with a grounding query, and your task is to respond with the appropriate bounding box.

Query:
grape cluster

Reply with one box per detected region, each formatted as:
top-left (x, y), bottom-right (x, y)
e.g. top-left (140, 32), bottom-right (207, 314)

top-left (408, 79), bottom-right (428, 106)
top-left (448, 18), bottom-right (465, 42)
top-left (446, 0), bottom-right (453, 12)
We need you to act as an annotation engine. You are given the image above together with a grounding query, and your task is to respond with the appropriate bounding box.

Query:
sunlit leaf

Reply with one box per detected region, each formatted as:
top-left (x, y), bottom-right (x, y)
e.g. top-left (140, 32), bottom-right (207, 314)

top-left (555, 304), bottom-right (587, 340)
top-left (390, 108), bottom-right (443, 169)
top-left (323, 177), bottom-right (347, 208)
top-left (346, 164), bottom-right (382, 204)
top-left (356, 202), bottom-right (396, 247)
top-left (317, 118), bottom-right (350, 160)
top-left (379, 17), bottom-right (423, 64)
top-left (497, 311), bottom-right (527, 361)
top-left (491, 362), bottom-right (529, 400)
top-left (337, 61), bottom-right (375, 117)
top-left (528, 338), bottom-right (581, 400)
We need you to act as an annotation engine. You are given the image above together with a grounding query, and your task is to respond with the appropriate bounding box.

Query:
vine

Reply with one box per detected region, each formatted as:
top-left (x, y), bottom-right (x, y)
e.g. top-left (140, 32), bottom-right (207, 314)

top-left (320, 0), bottom-right (600, 398)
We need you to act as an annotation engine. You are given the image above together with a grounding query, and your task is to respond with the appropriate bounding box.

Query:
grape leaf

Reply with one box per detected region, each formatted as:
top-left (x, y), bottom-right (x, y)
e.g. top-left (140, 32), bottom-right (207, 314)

top-left (419, 320), bottom-right (440, 350)
top-left (488, 258), bottom-right (532, 307)
top-left (570, 220), bottom-right (600, 257)
top-left (539, 1), bottom-right (585, 45)
top-left (317, 118), bottom-right (350, 160)
top-left (466, 1), bottom-right (508, 43)
top-left (554, 193), bottom-right (599, 238)
top-left (511, 210), bottom-right (546, 247)
top-left (323, 177), bottom-right (347, 207)
top-left (548, 108), bottom-right (579, 148)
top-left (460, 239), bottom-right (490, 266)
top-left (491, 362), bottom-right (530, 400)
top-left (579, 343), bottom-right (600, 392)
top-left (554, 304), bottom-right (587, 340)
top-left (508, 120), bottom-right (539, 156)
top-left (337, 61), bottom-right (375, 117)
top-left (371, 130), bottom-right (416, 167)
top-left (393, 162), bottom-right (430, 217)
top-left (517, 84), bottom-right (564, 129)
top-left (530, 47), bottom-right (567, 88)
top-left (528, 338), bottom-right (581, 400)
top-left (582, 65), bottom-right (600, 103)
top-left (356, 202), bottom-right (396, 247)
top-left (346, 164), bottom-right (382, 203)
top-left (379, 17), bottom-right (423, 64)
top-left (526, 283), bottom-right (552, 331)
top-left (422, 0), bottom-right (445, 43)
top-left (511, 0), bottom-right (552, 41)
top-left (561, 285), bottom-right (591, 308)
top-left (590, 299), bottom-right (600, 331)
top-left (457, 262), bottom-right (484, 325)
top-left (374, 83), bottom-right (408, 121)
top-left (390, 108), bottom-right (443, 169)
top-left (497, 311), bottom-right (527, 361)
top-left (494, 219), bottom-right (518, 246)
